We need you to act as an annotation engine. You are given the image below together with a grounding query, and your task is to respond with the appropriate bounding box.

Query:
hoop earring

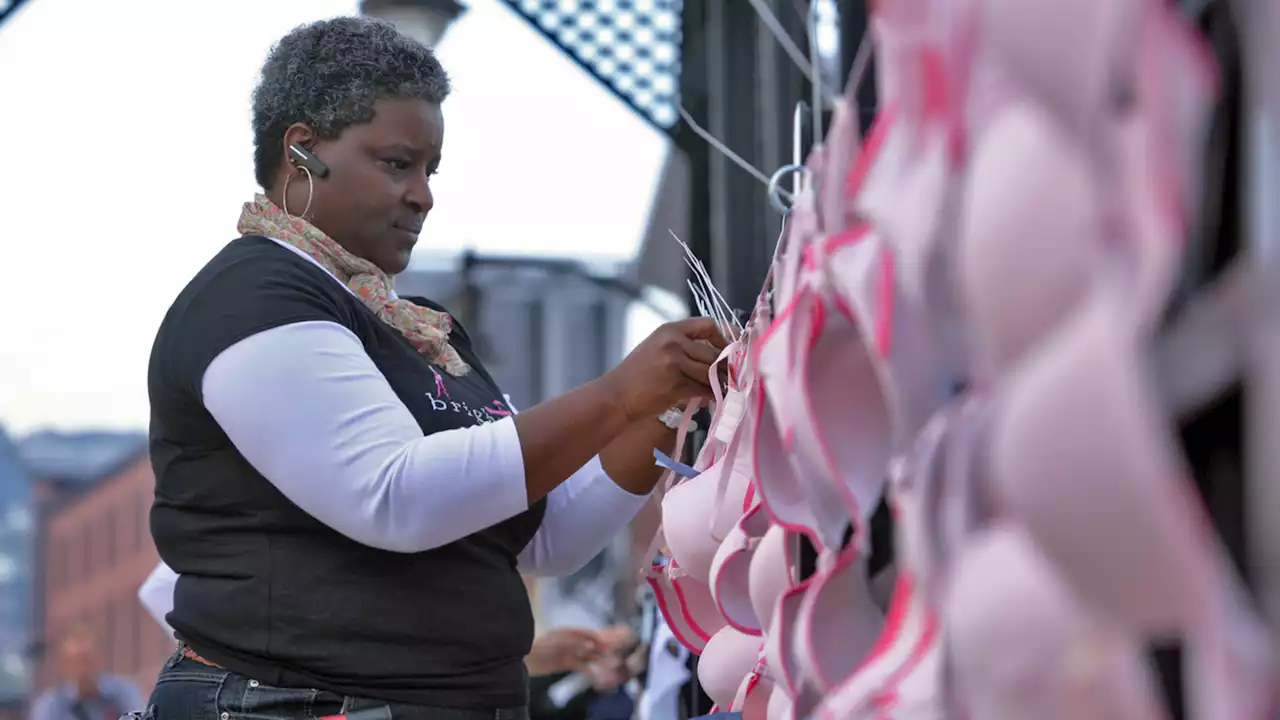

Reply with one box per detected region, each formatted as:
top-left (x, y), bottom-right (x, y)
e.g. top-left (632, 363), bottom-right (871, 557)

top-left (282, 164), bottom-right (314, 220)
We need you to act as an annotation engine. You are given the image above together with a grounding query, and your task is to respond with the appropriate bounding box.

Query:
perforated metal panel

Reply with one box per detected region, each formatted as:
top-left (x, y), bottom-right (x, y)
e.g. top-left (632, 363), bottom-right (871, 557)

top-left (504, 0), bottom-right (682, 131)
top-left (0, 0), bottom-right (29, 29)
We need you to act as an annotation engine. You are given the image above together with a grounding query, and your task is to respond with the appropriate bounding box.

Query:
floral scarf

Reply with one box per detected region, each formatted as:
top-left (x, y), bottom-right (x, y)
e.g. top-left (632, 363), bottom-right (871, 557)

top-left (237, 194), bottom-right (471, 377)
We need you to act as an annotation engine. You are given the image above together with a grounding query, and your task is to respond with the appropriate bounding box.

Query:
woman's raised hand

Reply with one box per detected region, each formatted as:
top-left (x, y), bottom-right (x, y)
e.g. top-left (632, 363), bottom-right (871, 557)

top-left (600, 317), bottom-right (728, 423)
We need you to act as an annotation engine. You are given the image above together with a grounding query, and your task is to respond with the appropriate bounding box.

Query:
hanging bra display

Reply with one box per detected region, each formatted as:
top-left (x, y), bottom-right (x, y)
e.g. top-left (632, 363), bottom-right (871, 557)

top-left (643, 0), bottom-right (1276, 717)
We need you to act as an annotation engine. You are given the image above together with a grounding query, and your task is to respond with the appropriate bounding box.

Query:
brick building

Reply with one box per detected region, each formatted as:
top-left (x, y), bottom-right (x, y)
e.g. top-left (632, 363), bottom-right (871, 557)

top-left (24, 432), bottom-right (174, 705)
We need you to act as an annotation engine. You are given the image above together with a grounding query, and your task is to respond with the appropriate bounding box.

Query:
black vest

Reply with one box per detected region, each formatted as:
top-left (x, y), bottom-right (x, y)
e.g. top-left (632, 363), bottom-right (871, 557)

top-left (148, 236), bottom-right (546, 708)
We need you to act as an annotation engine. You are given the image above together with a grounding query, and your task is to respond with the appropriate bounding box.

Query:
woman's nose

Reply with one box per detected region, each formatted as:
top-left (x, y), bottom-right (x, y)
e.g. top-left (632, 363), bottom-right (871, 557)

top-left (404, 171), bottom-right (434, 214)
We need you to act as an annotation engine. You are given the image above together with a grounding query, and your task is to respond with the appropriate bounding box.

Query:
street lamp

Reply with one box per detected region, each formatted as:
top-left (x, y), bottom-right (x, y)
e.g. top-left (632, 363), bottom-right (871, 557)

top-left (361, 0), bottom-right (467, 48)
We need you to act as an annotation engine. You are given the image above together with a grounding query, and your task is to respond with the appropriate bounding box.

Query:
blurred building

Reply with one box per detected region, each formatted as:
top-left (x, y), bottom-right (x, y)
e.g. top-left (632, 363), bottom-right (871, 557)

top-left (399, 251), bottom-right (634, 409)
top-left (0, 429), bottom-right (30, 720)
top-left (22, 431), bottom-right (172, 701)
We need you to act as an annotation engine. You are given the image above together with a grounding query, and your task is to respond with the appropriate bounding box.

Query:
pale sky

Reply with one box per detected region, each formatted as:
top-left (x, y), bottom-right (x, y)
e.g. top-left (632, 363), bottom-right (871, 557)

top-left (0, 0), bottom-right (671, 434)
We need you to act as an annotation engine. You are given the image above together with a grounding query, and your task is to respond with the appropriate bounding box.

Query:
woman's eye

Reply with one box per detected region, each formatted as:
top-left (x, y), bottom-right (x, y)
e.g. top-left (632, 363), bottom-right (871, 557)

top-left (383, 158), bottom-right (411, 171)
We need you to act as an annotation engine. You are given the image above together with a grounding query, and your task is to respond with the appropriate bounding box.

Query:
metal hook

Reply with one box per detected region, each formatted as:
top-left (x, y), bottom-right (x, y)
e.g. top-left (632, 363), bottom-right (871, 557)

top-left (768, 163), bottom-right (809, 214)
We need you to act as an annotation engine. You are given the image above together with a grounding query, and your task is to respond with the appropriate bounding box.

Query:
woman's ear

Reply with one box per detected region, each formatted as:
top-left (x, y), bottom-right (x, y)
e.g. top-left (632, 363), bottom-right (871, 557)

top-left (281, 123), bottom-right (318, 160)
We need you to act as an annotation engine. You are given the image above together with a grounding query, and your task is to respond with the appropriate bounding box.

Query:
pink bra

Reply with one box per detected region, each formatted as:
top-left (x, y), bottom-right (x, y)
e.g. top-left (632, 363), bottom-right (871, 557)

top-left (663, 343), bottom-right (757, 586)
top-left (645, 1), bottom-right (1273, 716)
top-left (710, 501), bottom-right (770, 635)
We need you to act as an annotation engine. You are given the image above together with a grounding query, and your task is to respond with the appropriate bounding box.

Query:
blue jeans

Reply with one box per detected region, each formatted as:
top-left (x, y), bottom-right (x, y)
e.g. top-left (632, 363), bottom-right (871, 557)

top-left (143, 651), bottom-right (529, 720)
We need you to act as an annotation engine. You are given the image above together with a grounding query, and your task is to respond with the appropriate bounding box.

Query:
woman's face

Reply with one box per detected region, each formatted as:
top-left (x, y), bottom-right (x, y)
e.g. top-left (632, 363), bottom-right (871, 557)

top-left (281, 98), bottom-right (444, 275)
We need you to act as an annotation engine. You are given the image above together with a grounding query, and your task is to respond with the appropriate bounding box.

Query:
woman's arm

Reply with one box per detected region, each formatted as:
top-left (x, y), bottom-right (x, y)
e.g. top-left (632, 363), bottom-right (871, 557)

top-left (515, 406), bottom-right (675, 576)
top-left (138, 563), bottom-right (178, 636)
top-left (202, 319), bottom-right (721, 554)
top-left (600, 419), bottom-right (677, 494)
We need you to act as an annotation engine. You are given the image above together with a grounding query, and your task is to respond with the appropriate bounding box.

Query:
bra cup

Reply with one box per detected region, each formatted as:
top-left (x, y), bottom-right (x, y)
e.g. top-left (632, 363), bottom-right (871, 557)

top-left (662, 473), bottom-right (724, 585)
top-left (749, 524), bottom-right (796, 633)
top-left (765, 683), bottom-right (794, 720)
top-left (882, 280), bottom-right (949, 452)
top-left (989, 285), bottom-right (1205, 635)
top-left (821, 95), bottom-right (863, 235)
top-left (811, 572), bottom-right (936, 720)
top-left (647, 563), bottom-right (711, 654)
top-left (957, 102), bottom-right (1103, 377)
top-left (978, 0), bottom-right (1139, 132)
top-left (856, 117), bottom-right (952, 310)
top-left (753, 381), bottom-right (824, 545)
top-left (806, 241), bottom-right (895, 524)
top-left (893, 409), bottom-right (953, 588)
top-left (674, 572), bottom-right (730, 644)
top-left (944, 524), bottom-right (1166, 720)
top-left (711, 446), bottom-right (759, 542)
top-left (870, 15), bottom-right (908, 106)
top-left (764, 586), bottom-right (824, 717)
top-left (829, 233), bottom-right (946, 456)
top-left (790, 300), bottom-right (876, 548)
top-left (712, 505), bottom-right (772, 634)
top-left (921, 194), bottom-right (976, 378)
top-left (796, 551), bottom-right (885, 691)
top-left (698, 627), bottom-right (763, 708)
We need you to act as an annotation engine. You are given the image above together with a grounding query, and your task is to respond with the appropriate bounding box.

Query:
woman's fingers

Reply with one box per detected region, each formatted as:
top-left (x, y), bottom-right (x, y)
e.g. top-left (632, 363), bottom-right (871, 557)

top-left (679, 336), bottom-right (723, 366)
top-left (676, 317), bottom-right (729, 349)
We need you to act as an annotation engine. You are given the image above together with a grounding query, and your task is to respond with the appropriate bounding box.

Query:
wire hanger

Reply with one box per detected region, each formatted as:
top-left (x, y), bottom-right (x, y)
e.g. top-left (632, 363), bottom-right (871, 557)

top-left (746, 0), bottom-right (838, 110)
top-left (678, 106), bottom-right (796, 207)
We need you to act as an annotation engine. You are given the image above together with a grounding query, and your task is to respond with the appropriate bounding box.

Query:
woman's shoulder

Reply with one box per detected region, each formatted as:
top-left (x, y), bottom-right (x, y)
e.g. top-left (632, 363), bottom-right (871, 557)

top-left (201, 235), bottom-right (338, 289)
top-left (150, 237), bottom-right (358, 386)
top-left (174, 236), bottom-right (350, 315)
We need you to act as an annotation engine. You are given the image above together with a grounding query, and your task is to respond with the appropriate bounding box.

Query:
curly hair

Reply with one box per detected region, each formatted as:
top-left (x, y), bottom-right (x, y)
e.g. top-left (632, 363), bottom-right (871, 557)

top-left (251, 16), bottom-right (451, 189)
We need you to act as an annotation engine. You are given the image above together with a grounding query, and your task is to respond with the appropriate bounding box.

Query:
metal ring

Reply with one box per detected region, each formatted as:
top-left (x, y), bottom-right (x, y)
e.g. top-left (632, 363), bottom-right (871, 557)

top-left (767, 163), bottom-right (807, 215)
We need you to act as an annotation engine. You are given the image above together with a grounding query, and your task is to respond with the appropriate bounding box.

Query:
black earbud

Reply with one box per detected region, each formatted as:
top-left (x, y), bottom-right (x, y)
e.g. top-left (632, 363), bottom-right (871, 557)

top-left (288, 143), bottom-right (331, 179)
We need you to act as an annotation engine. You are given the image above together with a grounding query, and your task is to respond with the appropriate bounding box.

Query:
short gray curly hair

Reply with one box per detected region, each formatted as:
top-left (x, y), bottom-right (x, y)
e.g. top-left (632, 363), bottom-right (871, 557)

top-left (251, 16), bottom-right (451, 189)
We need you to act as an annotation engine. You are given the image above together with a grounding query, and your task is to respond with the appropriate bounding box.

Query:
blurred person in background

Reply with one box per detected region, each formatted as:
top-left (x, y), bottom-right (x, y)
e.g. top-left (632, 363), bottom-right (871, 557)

top-left (27, 624), bottom-right (143, 720)
top-left (142, 15), bottom-right (724, 720)
top-left (529, 626), bottom-right (645, 720)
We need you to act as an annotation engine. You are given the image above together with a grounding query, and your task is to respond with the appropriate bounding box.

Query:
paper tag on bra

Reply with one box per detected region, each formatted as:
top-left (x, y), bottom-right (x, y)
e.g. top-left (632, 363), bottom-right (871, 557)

top-left (654, 449), bottom-right (700, 478)
top-left (714, 389), bottom-right (747, 444)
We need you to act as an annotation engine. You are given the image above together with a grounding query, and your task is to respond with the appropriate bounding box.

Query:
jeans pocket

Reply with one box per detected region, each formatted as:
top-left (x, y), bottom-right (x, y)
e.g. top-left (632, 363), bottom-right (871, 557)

top-left (148, 664), bottom-right (227, 720)
top-left (228, 680), bottom-right (320, 719)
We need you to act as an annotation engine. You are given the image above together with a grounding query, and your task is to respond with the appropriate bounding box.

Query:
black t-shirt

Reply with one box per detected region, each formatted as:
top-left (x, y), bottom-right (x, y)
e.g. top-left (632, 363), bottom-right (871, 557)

top-left (148, 236), bottom-right (546, 708)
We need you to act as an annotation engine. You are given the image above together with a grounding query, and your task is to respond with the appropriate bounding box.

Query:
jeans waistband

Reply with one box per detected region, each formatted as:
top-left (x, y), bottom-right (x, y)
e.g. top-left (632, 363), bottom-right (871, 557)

top-left (159, 651), bottom-right (529, 720)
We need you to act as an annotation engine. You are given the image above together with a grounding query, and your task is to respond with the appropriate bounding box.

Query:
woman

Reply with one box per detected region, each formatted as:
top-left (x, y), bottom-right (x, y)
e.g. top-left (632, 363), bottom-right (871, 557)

top-left (145, 16), bottom-right (723, 720)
